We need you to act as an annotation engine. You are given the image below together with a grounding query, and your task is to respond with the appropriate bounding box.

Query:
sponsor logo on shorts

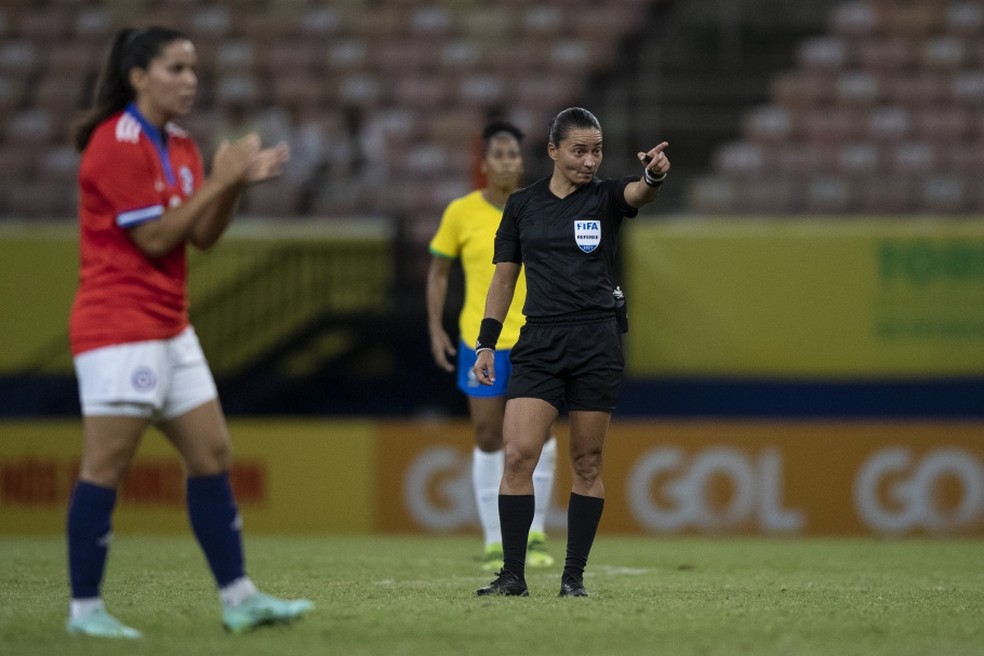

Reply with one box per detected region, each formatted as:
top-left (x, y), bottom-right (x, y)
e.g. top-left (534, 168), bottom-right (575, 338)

top-left (574, 219), bottom-right (601, 253)
top-left (131, 366), bottom-right (157, 391)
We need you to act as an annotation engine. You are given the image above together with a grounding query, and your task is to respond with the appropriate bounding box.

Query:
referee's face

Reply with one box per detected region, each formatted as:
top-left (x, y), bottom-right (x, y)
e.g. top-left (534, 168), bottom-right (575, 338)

top-left (550, 128), bottom-right (602, 186)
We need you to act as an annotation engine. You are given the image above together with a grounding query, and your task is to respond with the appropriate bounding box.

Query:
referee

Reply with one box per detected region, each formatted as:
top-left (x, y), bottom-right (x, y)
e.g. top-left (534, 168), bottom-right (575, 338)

top-left (472, 107), bottom-right (670, 597)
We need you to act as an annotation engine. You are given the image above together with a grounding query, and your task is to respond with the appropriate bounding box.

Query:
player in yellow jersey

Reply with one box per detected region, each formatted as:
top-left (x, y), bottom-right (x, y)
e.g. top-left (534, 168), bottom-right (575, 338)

top-left (427, 122), bottom-right (556, 571)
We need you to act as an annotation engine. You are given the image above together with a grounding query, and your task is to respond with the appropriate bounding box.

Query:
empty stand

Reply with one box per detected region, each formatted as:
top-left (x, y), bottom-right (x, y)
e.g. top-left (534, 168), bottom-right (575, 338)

top-left (0, 0), bottom-right (651, 223)
top-left (693, 0), bottom-right (984, 214)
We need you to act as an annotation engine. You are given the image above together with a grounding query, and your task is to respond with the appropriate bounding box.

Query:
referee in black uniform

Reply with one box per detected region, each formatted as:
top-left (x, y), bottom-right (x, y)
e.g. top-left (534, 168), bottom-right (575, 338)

top-left (472, 107), bottom-right (670, 597)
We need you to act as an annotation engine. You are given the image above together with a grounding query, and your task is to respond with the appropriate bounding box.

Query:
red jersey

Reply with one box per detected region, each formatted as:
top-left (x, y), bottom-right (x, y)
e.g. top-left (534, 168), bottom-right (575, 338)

top-left (69, 106), bottom-right (204, 355)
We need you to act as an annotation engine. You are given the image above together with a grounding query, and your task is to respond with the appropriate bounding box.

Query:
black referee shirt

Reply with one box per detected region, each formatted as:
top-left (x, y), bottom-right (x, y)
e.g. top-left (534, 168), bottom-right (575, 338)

top-left (494, 175), bottom-right (639, 319)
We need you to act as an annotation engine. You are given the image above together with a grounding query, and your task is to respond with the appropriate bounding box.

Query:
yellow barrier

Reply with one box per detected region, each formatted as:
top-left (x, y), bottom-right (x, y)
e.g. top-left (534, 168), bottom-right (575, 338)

top-left (0, 220), bottom-right (393, 375)
top-left (0, 419), bottom-right (373, 534)
top-left (624, 218), bottom-right (984, 377)
top-left (3, 419), bottom-right (982, 537)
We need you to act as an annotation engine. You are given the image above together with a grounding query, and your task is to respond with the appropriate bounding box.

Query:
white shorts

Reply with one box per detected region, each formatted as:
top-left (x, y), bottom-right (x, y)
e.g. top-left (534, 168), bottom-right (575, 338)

top-left (73, 326), bottom-right (218, 422)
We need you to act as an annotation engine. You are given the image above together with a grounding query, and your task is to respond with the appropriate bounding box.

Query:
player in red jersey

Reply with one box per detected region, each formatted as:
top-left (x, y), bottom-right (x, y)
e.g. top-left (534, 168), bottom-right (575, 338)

top-left (65, 26), bottom-right (311, 638)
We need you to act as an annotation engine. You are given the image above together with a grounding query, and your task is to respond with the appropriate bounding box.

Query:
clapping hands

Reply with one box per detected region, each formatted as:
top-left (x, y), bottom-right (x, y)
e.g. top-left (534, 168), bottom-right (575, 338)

top-left (211, 133), bottom-right (290, 187)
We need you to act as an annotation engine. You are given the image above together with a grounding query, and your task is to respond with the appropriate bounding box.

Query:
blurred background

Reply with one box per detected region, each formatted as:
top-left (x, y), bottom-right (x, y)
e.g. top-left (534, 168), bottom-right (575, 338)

top-left (1, 0), bottom-right (983, 537)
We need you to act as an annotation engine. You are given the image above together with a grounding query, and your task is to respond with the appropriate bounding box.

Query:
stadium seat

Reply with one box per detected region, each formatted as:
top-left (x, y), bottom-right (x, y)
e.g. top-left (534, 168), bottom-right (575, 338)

top-left (242, 177), bottom-right (306, 217)
top-left (458, 6), bottom-right (512, 42)
top-left (915, 106), bottom-right (971, 143)
top-left (0, 76), bottom-right (29, 117)
top-left (298, 5), bottom-right (343, 40)
top-left (858, 176), bottom-right (915, 214)
top-left (686, 176), bottom-right (739, 214)
top-left (774, 144), bottom-right (836, 177)
top-left (800, 107), bottom-right (861, 144)
top-left (213, 40), bottom-right (258, 76)
top-left (408, 5), bottom-right (454, 39)
top-left (73, 5), bottom-right (114, 43)
top-left (736, 178), bottom-right (799, 215)
top-left (14, 7), bottom-right (73, 41)
top-left (0, 40), bottom-right (43, 81)
top-left (0, 145), bottom-right (38, 185)
top-left (521, 6), bottom-right (564, 39)
top-left (37, 145), bottom-right (82, 184)
top-left (918, 174), bottom-right (970, 214)
top-left (456, 72), bottom-right (506, 109)
top-left (805, 176), bottom-right (856, 214)
top-left (390, 75), bottom-right (450, 110)
top-left (797, 36), bottom-right (851, 73)
top-left (33, 73), bottom-right (89, 117)
top-left (47, 40), bottom-right (101, 77)
top-left (270, 73), bottom-right (329, 109)
top-left (945, 143), bottom-right (984, 174)
top-left (742, 105), bottom-right (796, 143)
top-left (920, 34), bottom-right (967, 70)
top-left (884, 2), bottom-right (945, 38)
top-left (5, 181), bottom-right (77, 219)
top-left (855, 37), bottom-right (916, 71)
top-left (771, 71), bottom-right (835, 108)
top-left (829, 1), bottom-right (881, 38)
top-left (326, 39), bottom-right (370, 74)
top-left (189, 4), bottom-right (232, 40)
top-left (375, 39), bottom-right (441, 73)
top-left (945, 1), bottom-right (984, 35)
top-left (712, 142), bottom-right (768, 178)
top-left (837, 142), bottom-right (882, 177)
top-left (834, 71), bottom-right (882, 107)
top-left (338, 73), bottom-right (382, 108)
top-left (214, 73), bottom-right (262, 109)
top-left (888, 141), bottom-right (940, 176)
top-left (950, 70), bottom-right (984, 106)
top-left (3, 109), bottom-right (55, 148)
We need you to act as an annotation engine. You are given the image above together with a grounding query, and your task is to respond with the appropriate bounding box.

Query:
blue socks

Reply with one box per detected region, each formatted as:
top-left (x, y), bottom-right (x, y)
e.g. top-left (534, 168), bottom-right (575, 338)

top-left (187, 473), bottom-right (245, 588)
top-left (67, 474), bottom-right (246, 599)
top-left (67, 481), bottom-right (116, 599)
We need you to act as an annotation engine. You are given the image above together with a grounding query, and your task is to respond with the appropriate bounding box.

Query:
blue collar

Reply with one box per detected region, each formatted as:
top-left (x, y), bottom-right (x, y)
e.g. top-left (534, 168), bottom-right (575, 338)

top-left (125, 102), bottom-right (176, 185)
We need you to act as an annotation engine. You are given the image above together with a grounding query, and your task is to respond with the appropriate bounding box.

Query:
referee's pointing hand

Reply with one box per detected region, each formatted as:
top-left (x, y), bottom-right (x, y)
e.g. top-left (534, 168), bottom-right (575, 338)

top-left (638, 141), bottom-right (670, 178)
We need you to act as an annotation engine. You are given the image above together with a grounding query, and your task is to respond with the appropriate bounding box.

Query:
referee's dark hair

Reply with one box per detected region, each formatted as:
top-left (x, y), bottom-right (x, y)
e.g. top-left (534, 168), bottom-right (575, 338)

top-left (72, 26), bottom-right (189, 152)
top-left (481, 121), bottom-right (524, 154)
top-left (547, 107), bottom-right (601, 147)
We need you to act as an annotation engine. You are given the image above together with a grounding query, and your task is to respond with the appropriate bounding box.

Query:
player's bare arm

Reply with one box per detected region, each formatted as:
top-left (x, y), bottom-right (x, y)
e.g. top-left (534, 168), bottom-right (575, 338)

top-left (426, 255), bottom-right (457, 372)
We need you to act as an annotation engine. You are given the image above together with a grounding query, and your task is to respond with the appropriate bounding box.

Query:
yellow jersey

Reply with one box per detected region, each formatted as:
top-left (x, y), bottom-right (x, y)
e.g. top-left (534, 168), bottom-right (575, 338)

top-left (429, 190), bottom-right (527, 349)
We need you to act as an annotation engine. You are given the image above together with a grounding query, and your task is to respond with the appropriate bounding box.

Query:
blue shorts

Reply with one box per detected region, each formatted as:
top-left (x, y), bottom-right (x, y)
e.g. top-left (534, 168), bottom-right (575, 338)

top-left (457, 341), bottom-right (512, 397)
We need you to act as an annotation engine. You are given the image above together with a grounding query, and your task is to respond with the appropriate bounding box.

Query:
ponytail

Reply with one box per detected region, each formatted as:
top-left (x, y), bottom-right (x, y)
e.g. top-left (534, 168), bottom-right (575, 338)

top-left (72, 26), bottom-right (188, 152)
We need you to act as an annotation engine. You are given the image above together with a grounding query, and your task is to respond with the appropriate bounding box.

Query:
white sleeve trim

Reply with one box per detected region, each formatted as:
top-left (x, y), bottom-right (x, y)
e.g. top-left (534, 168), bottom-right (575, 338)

top-left (117, 204), bottom-right (165, 228)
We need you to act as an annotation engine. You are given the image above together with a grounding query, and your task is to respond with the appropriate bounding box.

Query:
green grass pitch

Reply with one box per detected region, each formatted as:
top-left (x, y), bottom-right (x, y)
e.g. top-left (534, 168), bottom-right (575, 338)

top-left (1, 535), bottom-right (982, 656)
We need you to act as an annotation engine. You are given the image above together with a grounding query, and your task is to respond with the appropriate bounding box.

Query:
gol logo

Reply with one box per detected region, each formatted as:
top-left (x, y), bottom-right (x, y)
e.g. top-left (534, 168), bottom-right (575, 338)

top-left (854, 447), bottom-right (984, 534)
top-left (402, 447), bottom-right (566, 531)
top-left (626, 447), bottom-right (804, 533)
top-left (403, 447), bottom-right (474, 531)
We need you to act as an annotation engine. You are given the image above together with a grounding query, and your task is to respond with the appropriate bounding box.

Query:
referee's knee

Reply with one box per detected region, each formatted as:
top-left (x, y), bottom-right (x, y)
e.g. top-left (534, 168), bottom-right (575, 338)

top-left (570, 452), bottom-right (602, 487)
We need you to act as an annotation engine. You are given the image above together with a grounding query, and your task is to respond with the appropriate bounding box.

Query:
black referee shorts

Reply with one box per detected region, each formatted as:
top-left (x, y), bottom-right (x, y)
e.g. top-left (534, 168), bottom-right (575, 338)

top-left (506, 313), bottom-right (624, 412)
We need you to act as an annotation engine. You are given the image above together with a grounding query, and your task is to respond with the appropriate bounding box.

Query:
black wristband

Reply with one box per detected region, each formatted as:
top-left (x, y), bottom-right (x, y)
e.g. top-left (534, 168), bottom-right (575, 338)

top-left (643, 169), bottom-right (666, 187)
top-left (475, 318), bottom-right (503, 352)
